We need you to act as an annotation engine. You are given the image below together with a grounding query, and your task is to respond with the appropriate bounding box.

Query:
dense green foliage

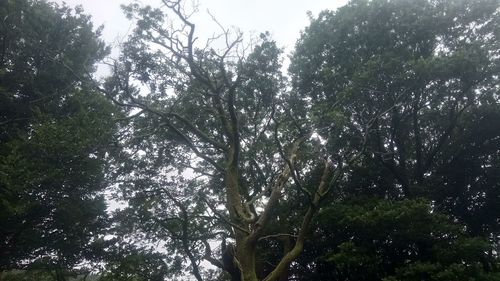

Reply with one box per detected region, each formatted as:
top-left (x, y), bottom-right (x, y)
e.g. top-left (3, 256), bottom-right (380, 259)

top-left (287, 0), bottom-right (500, 279)
top-left (1, 0), bottom-right (499, 280)
top-left (0, 0), bottom-right (118, 278)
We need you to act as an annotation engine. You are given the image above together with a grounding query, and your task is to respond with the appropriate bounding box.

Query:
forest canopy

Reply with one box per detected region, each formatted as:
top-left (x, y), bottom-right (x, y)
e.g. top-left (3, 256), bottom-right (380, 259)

top-left (1, 0), bottom-right (499, 280)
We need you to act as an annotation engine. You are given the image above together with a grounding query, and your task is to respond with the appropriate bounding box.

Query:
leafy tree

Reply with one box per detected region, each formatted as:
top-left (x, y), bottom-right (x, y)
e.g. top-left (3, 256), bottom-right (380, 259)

top-left (288, 0), bottom-right (500, 279)
top-left (290, 0), bottom-right (500, 221)
top-left (0, 0), bottom-right (118, 278)
top-left (96, 1), bottom-right (362, 280)
top-left (290, 198), bottom-right (499, 280)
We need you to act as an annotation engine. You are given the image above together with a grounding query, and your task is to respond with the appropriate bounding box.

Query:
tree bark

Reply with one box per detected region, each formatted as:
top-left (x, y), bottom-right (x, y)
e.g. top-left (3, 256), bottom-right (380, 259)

top-left (236, 237), bottom-right (258, 281)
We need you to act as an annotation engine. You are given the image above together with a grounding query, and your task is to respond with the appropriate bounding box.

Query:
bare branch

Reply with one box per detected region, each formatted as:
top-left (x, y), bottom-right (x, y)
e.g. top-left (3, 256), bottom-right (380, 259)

top-left (165, 121), bottom-right (225, 172)
top-left (203, 198), bottom-right (250, 235)
top-left (250, 135), bottom-right (305, 240)
top-left (262, 160), bottom-right (331, 281)
top-left (258, 233), bottom-right (298, 242)
top-left (273, 120), bottom-right (312, 198)
top-left (202, 240), bottom-right (224, 269)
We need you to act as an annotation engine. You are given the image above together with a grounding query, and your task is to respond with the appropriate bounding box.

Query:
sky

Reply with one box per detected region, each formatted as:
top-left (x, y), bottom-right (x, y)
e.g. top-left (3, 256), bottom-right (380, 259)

top-left (53, 0), bottom-right (348, 60)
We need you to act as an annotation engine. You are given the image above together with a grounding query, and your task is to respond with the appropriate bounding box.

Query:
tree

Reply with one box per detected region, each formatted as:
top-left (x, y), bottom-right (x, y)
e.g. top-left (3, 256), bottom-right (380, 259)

top-left (0, 0), bottom-right (118, 278)
top-left (287, 198), bottom-right (499, 280)
top-left (290, 0), bottom-right (500, 219)
top-left (95, 1), bottom-right (367, 280)
top-left (287, 0), bottom-right (500, 279)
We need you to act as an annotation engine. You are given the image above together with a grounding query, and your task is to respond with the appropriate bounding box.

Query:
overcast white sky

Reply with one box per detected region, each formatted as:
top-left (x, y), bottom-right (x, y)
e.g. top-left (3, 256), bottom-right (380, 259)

top-left (54, 0), bottom-right (348, 58)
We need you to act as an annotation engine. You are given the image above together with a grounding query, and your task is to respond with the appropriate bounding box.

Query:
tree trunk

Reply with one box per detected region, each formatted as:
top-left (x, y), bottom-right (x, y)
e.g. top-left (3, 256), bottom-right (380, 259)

top-left (236, 236), bottom-right (258, 281)
top-left (278, 236), bottom-right (292, 281)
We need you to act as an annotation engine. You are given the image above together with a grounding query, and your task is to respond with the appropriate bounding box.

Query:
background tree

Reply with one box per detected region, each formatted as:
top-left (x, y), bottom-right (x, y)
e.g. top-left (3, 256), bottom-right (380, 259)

top-left (0, 0), bottom-right (119, 279)
top-left (288, 0), bottom-right (500, 279)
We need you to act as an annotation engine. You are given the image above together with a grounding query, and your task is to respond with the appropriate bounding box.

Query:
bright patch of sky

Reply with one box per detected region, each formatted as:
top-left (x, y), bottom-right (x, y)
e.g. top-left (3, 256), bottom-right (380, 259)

top-left (54, 0), bottom-right (348, 59)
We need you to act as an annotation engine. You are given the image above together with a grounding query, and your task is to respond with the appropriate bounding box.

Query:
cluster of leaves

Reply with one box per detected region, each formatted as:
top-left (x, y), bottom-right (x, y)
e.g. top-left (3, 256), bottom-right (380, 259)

top-left (291, 198), bottom-right (499, 280)
top-left (286, 0), bottom-right (500, 280)
top-left (0, 0), bottom-right (120, 278)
